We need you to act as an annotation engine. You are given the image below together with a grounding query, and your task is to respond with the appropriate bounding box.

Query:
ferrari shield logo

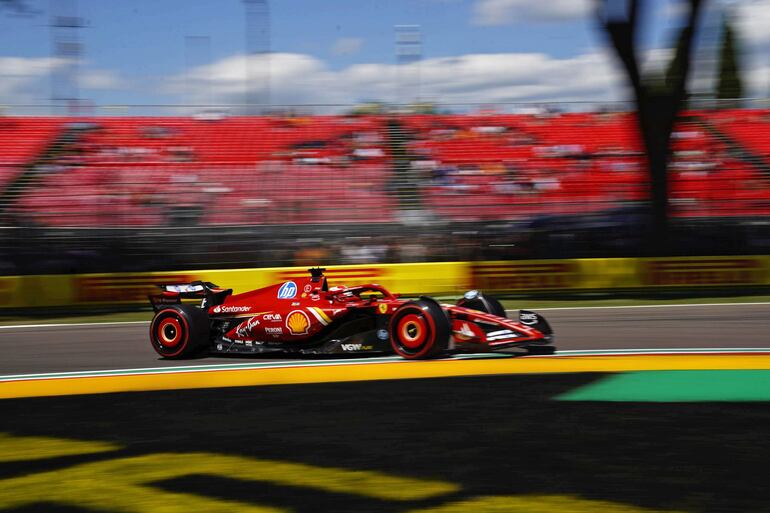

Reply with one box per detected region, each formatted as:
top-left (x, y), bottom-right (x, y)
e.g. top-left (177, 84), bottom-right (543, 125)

top-left (378, 303), bottom-right (388, 314)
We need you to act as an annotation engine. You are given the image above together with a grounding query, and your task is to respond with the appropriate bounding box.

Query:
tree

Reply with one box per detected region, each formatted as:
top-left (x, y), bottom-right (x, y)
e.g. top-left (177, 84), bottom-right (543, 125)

top-left (596, 0), bottom-right (705, 254)
top-left (716, 14), bottom-right (744, 105)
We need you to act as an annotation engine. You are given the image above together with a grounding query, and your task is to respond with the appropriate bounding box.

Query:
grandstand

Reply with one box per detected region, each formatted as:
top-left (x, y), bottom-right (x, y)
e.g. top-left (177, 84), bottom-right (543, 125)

top-left (1, 107), bottom-right (770, 272)
top-left (0, 117), bottom-right (64, 189)
top-left (6, 115), bottom-right (393, 227)
top-left (2, 109), bottom-right (769, 225)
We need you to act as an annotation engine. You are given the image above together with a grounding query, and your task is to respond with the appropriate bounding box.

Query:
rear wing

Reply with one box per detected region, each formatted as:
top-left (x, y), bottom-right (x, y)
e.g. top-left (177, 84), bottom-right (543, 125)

top-left (148, 281), bottom-right (232, 312)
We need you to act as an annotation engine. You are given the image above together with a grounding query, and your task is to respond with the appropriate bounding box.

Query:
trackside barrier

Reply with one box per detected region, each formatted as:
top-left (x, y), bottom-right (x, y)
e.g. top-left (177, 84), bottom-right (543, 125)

top-left (1, 256), bottom-right (769, 309)
top-left (470, 256), bottom-right (770, 293)
top-left (0, 262), bottom-right (469, 309)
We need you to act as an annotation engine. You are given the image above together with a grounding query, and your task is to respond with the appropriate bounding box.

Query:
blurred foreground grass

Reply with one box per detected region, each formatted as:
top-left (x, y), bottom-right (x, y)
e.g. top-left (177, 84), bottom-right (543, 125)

top-left (1, 294), bottom-right (769, 326)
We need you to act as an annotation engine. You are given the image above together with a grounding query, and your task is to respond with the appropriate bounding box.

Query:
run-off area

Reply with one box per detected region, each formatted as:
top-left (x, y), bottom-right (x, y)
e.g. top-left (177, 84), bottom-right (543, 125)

top-left (1, 374), bottom-right (769, 513)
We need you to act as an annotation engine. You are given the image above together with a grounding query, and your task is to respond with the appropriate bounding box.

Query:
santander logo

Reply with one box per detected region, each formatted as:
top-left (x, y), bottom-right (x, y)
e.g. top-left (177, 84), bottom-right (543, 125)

top-left (213, 305), bottom-right (251, 314)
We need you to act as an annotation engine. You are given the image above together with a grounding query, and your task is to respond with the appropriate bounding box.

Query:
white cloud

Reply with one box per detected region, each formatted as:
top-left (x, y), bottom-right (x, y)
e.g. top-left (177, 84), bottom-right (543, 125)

top-left (661, 0), bottom-right (692, 20)
top-left (331, 37), bottom-right (364, 56)
top-left (169, 53), bottom-right (330, 104)
top-left (472, 0), bottom-right (592, 25)
top-left (732, 0), bottom-right (770, 98)
top-left (0, 57), bottom-right (129, 107)
top-left (0, 56), bottom-right (64, 103)
top-left (735, 0), bottom-right (770, 50)
top-left (169, 49), bottom-right (626, 110)
top-left (80, 68), bottom-right (128, 90)
top-left (639, 47), bottom-right (675, 77)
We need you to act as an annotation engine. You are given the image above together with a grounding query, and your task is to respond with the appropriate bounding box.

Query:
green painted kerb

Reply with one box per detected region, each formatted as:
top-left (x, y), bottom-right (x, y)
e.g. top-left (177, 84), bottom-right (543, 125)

top-left (557, 370), bottom-right (770, 402)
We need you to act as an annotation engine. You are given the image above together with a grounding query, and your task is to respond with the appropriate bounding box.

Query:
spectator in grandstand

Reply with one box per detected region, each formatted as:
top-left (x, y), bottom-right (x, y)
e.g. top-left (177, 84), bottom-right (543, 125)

top-left (340, 241), bottom-right (388, 264)
top-left (166, 145), bottom-right (195, 162)
top-left (531, 171), bottom-right (562, 192)
top-left (431, 163), bottom-right (456, 186)
top-left (493, 176), bottom-right (522, 195)
top-left (394, 238), bottom-right (428, 263)
top-left (293, 244), bottom-right (332, 267)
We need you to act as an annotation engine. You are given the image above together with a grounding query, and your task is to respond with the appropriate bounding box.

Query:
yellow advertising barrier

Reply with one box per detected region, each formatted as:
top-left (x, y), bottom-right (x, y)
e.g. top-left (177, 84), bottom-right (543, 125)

top-left (12, 262), bottom-right (468, 309)
top-left (470, 258), bottom-right (642, 292)
top-left (636, 256), bottom-right (770, 288)
top-left (109, 262), bottom-right (463, 305)
top-left (0, 275), bottom-right (73, 309)
top-left (470, 256), bottom-right (770, 293)
top-left (1, 256), bottom-right (769, 309)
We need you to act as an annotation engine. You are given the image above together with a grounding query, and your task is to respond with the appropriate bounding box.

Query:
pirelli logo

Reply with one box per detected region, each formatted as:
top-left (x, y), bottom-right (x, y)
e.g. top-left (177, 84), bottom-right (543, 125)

top-left (642, 259), bottom-right (763, 286)
top-left (275, 267), bottom-right (384, 283)
top-left (471, 262), bottom-right (578, 291)
top-left (75, 274), bottom-right (196, 302)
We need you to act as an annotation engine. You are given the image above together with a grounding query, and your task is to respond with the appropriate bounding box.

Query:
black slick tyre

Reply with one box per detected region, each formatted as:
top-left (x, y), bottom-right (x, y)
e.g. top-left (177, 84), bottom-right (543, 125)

top-left (150, 304), bottom-right (210, 359)
top-left (389, 298), bottom-right (450, 359)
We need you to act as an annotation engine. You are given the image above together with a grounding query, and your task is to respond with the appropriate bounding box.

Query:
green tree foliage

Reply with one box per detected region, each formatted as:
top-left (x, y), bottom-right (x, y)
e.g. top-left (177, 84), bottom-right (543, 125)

top-left (716, 15), bottom-right (744, 103)
top-left (664, 30), bottom-right (688, 91)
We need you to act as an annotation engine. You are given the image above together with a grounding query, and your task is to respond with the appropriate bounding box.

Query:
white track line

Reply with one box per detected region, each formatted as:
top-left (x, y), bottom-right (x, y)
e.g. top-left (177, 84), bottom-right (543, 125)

top-left (1, 301), bottom-right (769, 330)
top-left (507, 301), bottom-right (770, 313)
top-left (0, 320), bottom-right (150, 330)
top-left (0, 357), bottom-right (410, 382)
top-left (2, 348), bottom-right (770, 382)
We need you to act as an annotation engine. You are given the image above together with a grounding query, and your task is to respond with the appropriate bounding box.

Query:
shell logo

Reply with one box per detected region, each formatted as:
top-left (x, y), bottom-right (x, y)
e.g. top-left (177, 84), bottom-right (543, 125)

top-left (286, 310), bottom-right (310, 335)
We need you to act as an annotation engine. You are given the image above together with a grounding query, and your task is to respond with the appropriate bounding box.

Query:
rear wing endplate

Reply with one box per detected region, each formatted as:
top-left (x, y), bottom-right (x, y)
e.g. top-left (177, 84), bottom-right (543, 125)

top-left (148, 281), bottom-right (231, 312)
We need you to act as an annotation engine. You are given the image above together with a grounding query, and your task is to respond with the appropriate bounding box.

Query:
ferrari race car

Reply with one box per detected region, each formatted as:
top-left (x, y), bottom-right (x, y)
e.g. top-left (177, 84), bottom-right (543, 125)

top-left (148, 268), bottom-right (554, 360)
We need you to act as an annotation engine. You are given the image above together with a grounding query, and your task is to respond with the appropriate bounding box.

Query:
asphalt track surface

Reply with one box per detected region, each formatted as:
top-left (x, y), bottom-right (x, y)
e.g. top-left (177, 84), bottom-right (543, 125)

top-left (2, 303), bottom-right (769, 375)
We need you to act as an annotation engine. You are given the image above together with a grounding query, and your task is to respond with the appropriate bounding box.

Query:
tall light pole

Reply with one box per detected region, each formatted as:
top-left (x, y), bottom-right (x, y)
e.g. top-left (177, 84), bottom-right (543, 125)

top-left (394, 24), bottom-right (422, 106)
top-left (50, 0), bottom-right (84, 114)
top-left (244, 0), bottom-right (270, 113)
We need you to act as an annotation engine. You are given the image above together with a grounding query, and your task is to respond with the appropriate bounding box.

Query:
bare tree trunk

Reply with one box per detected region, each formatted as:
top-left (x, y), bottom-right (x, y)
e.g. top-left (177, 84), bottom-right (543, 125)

top-left (598, 0), bottom-right (705, 254)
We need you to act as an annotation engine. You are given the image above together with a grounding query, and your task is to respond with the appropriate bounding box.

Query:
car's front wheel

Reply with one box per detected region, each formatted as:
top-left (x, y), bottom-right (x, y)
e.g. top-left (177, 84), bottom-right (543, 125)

top-left (150, 305), bottom-right (210, 359)
top-left (389, 298), bottom-right (450, 359)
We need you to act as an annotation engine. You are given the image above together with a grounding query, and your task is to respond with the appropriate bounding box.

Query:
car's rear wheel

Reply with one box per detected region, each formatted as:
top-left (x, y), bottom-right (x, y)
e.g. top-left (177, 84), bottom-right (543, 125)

top-left (389, 298), bottom-right (450, 359)
top-left (150, 305), bottom-right (210, 359)
top-left (456, 290), bottom-right (507, 318)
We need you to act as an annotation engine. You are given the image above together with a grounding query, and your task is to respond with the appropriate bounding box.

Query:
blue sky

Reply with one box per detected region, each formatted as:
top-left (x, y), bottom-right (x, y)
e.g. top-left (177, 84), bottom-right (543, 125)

top-left (3, 1), bottom-right (597, 67)
top-left (0, 0), bottom-right (766, 110)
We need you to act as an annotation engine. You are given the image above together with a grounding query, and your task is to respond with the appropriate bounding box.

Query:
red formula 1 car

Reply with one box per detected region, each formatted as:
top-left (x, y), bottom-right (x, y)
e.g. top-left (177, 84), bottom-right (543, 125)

top-left (148, 268), bottom-right (554, 360)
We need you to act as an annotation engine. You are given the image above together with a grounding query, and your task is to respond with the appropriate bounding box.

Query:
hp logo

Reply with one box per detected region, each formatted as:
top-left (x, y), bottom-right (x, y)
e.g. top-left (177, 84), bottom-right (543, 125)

top-left (277, 281), bottom-right (297, 299)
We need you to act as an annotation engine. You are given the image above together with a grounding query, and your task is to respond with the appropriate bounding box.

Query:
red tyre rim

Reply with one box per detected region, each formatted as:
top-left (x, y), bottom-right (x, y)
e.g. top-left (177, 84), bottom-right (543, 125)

top-left (157, 317), bottom-right (182, 347)
top-left (150, 309), bottom-right (190, 358)
top-left (390, 304), bottom-right (443, 359)
top-left (397, 313), bottom-right (428, 349)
